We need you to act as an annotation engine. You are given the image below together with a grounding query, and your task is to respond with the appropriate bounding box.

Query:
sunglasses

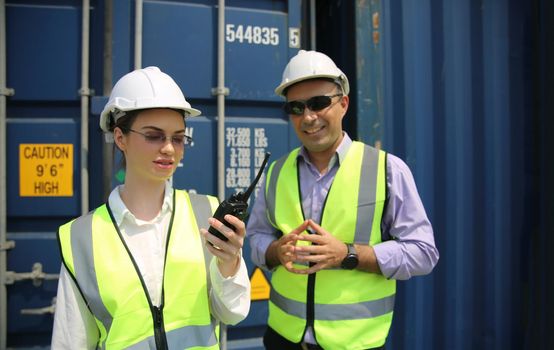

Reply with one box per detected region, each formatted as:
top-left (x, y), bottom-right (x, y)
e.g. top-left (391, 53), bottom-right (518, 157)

top-left (127, 128), bottom-right (193, 148)
top-left (283, 93), bottom-right (343, 116)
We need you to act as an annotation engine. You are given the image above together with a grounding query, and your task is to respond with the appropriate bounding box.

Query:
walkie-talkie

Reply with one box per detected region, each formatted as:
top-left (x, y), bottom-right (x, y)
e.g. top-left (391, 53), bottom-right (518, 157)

top-left (208, 152), bottom-right (271, 242)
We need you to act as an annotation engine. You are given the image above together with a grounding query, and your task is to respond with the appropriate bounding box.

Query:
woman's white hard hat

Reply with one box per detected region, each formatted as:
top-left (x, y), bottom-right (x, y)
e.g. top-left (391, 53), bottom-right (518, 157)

top-left (275, 50), bottom-right (350, 97)
top-left (99, 66), bottom-right (200, 132)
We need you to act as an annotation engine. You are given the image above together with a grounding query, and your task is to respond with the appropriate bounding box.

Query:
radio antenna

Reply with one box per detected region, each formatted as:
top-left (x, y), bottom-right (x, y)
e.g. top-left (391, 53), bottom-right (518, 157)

top-left (241, 152), bottom-right (271, 200)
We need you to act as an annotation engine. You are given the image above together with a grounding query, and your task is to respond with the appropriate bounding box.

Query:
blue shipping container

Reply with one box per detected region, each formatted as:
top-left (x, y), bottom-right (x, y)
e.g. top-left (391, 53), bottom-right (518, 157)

top-left (2, 0), bottom-right (302, 348)
top-left (333, 0), bottom-right (546, 349)
top-left (3, 0), bottom-right (553, 349)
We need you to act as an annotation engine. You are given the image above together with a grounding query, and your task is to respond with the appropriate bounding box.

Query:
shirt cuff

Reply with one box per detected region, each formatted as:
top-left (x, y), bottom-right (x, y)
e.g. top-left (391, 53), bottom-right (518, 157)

top-left (208, 253), bottom-right (251, 325)
top-left (210, 252), bottom-right (250, 297)
top-left (372, 240), bottom-right (402, 279)
top-left (256, 237), bottom-right (276, 272)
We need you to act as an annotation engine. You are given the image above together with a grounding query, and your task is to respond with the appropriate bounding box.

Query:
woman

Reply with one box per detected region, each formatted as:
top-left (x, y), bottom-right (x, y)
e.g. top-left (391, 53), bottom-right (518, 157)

top-left (51, 67), bottom-right (250, 349)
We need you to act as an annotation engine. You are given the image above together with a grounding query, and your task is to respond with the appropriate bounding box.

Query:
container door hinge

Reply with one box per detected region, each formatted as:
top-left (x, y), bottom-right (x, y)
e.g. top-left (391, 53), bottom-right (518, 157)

top-left (0, 240), bottom-right (15, 251)
top-left (4, 262), bottom-right (59, 287)
top-left (0, 87), bottom-right (15, 96)
top-left (20, 297), bottom-right (57, 316)
top-left (211, 87), bottom-right (230, 96)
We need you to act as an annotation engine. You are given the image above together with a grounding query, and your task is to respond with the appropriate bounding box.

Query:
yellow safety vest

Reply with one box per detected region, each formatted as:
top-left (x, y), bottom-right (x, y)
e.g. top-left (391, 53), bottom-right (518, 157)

top-left (57, 190), bottom-right (220, 350)
top-left (265, 142), bottom-right (395, 350)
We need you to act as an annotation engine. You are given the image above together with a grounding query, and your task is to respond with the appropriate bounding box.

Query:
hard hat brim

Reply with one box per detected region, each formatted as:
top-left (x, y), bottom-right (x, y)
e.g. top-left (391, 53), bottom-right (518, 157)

top-left (275, 74), bottom-right (349, 97)
top-left (99, 106), bottom-right (202, 133)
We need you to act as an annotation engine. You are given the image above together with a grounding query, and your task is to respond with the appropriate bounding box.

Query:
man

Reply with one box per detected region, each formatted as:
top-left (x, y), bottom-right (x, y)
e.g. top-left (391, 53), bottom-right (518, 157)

top-left (246, 50), bottom-right (439, 350)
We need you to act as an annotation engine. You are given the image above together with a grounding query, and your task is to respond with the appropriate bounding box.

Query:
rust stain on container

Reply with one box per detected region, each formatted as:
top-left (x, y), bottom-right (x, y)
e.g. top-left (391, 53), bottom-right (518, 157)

top-left (373, 12), bottom-right (380, 44)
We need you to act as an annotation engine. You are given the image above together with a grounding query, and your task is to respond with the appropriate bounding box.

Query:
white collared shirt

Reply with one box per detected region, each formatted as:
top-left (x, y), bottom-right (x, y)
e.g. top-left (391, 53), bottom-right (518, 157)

top-left (52, 182), bottom-right (250, 349)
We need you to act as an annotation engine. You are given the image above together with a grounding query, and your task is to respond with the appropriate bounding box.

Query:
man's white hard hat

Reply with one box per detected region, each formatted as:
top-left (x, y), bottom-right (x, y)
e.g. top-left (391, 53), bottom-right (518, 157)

top-left (99, 66), bottom-right (200, 132)
top-left (275, 50), bottom-right (350, 97)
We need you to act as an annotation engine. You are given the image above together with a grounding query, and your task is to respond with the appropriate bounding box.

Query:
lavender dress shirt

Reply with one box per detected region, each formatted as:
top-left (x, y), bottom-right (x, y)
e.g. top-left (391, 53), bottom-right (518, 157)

top-left (246, 133), bottom-right (439, 280)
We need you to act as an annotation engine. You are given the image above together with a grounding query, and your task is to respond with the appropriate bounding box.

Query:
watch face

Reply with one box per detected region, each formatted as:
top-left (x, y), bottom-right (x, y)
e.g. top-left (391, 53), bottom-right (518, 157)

top-left (341, 255), bottom-right (359, 270)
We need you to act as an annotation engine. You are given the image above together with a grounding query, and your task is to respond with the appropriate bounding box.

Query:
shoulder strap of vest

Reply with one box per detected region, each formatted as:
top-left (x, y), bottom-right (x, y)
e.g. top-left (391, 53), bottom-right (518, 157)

top-left (351, 142), bottom-right (376, 243)
top-left (265, 148), bottom-right (300, 228)
top-left (355, 143), bottom-right (390, 242)
top-left (187, 191), bottom-right (217, 228)
top-left (183, 191), bottom-right (219, 273)
top-left (59, 205), bottom-right (114, 336)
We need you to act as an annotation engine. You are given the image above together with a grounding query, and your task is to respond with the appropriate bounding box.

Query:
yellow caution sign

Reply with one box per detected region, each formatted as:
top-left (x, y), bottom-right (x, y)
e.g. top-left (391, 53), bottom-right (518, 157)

top-left (19, 144), bottom-right (74, 197)
top-left (250, 267), bottom-right (271, 301)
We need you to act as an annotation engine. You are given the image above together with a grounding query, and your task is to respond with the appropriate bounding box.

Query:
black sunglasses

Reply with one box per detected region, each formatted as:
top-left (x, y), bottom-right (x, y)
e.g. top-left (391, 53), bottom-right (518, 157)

top-left (283, 93), bottom-right (343, 116)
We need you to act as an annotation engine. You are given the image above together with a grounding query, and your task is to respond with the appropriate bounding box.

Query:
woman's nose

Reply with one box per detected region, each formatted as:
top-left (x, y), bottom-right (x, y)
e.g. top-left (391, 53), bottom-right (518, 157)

top-left (160, 139), bottom-right (176, 154)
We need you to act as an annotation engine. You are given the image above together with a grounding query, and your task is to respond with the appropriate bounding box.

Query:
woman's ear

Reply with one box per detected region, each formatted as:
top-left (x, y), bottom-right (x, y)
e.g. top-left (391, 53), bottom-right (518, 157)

top-left (113, 127), bottom-right (126, 152)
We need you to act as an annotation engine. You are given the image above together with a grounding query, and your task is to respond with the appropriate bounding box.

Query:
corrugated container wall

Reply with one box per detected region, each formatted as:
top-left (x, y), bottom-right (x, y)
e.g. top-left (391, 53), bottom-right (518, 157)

top-left (2, 0), bottom-right (303, 348)
top-left (314, 0), bottom-right (548, 349)
top-left (3, 0), bottom-right (553, 349)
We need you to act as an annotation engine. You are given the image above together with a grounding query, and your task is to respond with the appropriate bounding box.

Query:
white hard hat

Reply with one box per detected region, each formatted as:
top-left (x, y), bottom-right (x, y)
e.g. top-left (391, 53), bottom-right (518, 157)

top-left (99, 66), bottom-right (201, 132)
top-left (275, 50), bottom-right (350, 97)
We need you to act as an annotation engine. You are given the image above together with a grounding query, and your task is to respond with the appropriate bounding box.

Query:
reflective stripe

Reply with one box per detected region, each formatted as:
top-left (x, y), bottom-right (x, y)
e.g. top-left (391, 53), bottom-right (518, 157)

top-left (316, 294), bottom-right (395, 320)
top-left (270, 288), bottom-right (306, 319)
top-left (70, 209), bottom-right (113, 337)
top-left (126, 321), bottom-right (218, 350)
top-left (270, 288), bottom-right (395, 321)
top-left (354, 145), bottom-right (380, 243)
top-left (266, 154), bottom-right (288, 227)
top-left (189, 193), bottom-right (214, 228)
top-left (125, 338), bottom-right (154, 350)
top-left (166, 319), bottom-right (218, 349)
top-left (188, 192), bottom-right (216, 271)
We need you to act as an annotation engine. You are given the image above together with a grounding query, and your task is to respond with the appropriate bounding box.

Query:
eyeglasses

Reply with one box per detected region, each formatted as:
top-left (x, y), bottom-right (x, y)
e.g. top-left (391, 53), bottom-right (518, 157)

top-left (126, 128), bottom-right (193, 148)
top-left (283, 93), bottom-right (343, 116)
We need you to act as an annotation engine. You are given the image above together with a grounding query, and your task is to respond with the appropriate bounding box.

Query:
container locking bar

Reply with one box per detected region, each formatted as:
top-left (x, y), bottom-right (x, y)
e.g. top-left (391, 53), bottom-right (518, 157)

top-left (0, 240), bottom-right (13, 251)
top-left (4, 262), bottom-right (59, 287)
top-left (211, 86), bottom-right (230, 96)
top-left (0, 86), bottom-right (14, 96)
top-left (20, 297), bottom-right (57, 316)
top-left (78, 87), bottom-right (94, 96)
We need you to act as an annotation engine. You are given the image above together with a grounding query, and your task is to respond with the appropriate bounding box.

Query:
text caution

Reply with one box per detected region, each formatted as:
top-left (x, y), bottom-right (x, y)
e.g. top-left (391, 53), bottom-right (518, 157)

top-left (19, 144), bottom-right (73, 197)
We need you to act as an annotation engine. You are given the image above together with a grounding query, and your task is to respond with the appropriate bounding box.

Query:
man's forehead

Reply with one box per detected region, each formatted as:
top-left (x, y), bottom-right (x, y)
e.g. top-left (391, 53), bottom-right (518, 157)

top-left (285, 79), bottom-right (339, 99)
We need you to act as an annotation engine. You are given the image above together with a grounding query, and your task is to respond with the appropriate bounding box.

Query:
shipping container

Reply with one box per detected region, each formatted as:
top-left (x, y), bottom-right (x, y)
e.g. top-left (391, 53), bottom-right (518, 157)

top-left (2, 0), bottom-right (304, 348)
top-left (314, 0), bottom-right (551, 349)
top-left (2, 0), bottom-right (554, 349)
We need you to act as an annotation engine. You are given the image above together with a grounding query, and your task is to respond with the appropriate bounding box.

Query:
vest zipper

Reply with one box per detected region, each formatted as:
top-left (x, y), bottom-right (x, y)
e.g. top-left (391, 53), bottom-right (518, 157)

top-left (297, 160), bottom-right (335, 344)
top-left (306, 273), bottom-right (316, 333)
top-left (152, 305), bottom-right (168, 350)
top-left (152, 191), bottom-right (176, 350)
top-left (296, 164), bottom-right (322, 343)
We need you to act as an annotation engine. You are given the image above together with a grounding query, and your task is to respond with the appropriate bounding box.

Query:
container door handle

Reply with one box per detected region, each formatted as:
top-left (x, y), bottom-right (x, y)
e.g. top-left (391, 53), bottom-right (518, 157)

top-left (4, 262), bottom-right (59, 287)
top-left (20, 297), bottom-right (57, 315)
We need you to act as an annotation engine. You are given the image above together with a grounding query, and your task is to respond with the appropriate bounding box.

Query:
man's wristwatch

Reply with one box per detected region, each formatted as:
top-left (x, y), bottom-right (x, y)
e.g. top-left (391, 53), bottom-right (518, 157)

top-left (341, 243), bottom-right (359, 270)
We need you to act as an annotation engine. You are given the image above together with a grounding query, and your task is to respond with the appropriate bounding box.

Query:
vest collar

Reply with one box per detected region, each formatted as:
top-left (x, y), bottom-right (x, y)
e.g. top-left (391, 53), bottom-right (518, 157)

top-left (297, 132), bottom-right (353, 169)
top-left (108, 181), bottom-right (174, 226)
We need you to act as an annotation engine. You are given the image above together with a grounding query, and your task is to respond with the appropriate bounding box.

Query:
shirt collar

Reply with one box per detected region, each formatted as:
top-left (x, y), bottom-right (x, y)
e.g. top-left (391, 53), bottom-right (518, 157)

top-left (108, 181), bottom-right (174, 226)
top-left (297, 132), bottom-right (353, 168)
